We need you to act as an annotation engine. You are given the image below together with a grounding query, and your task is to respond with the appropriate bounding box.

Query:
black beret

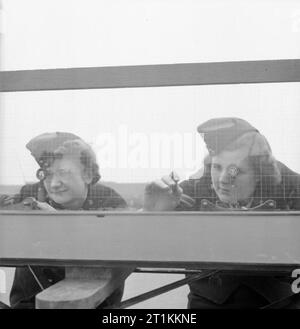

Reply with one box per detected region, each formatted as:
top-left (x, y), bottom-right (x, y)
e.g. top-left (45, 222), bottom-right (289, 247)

top-left (197, 117), bottom-right (259, 155)
top-left (26, 132), bottom-right (81, 167)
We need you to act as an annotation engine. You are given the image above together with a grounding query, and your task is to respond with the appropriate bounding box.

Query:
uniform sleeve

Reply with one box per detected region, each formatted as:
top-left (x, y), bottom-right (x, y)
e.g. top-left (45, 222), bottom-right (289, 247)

top-left (276, 161), bottom-right (300, 210)
top-left (101, 188), bottom-right (128, 209)
top-left (175, 179), bottom-right (199, 211)
top-left (88, 184), bottom-right (128, 209)
top-left (287, 181), bottom-right (300, 210)
top-left (176, 177), bottom-right (217, 211)
top-left (0, 183), bottom-right (40, 208)
top-left (18, 183), bottom-right (40, 201)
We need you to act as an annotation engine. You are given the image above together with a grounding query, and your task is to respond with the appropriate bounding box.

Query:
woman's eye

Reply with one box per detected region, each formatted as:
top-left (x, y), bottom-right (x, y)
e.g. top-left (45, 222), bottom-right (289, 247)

top-left (45, 172), bottom-right (53, 180)
top-left (212, 164), bottom-right (221, 171)
top-left (58, 169), bottom-right (68, 175)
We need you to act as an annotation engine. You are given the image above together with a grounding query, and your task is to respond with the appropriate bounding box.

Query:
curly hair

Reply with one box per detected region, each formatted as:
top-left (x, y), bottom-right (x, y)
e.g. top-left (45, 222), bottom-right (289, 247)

top-left (203, 131), bottom-right (281, 186)
top-left (39, 139), bottom-right (101, 185)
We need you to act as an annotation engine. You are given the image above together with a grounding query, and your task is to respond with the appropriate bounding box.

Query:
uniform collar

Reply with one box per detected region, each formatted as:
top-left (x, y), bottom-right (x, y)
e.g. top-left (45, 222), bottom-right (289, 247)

top-left (216, 197), bottom-right (254, 210)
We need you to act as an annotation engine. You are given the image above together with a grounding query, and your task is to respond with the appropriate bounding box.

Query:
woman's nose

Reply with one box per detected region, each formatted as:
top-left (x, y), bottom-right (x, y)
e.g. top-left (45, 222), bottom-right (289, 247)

top-left (50, 174), bottom-right (63, 188)
top-left (219, 170), bottom-right (231, 184)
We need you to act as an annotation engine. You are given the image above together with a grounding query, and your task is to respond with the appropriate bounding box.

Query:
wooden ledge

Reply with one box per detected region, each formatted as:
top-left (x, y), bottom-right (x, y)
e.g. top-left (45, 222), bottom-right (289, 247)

top-left (35, 266), bottom-right (134, 309)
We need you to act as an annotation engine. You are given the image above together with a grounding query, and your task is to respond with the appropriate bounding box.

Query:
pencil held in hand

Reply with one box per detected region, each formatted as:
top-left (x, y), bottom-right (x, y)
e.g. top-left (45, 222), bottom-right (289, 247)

top-left (169, 171), bottom-right (195, 208)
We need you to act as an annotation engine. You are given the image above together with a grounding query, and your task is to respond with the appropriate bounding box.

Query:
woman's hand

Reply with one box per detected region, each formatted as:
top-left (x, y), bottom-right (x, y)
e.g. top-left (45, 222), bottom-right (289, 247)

top-left (0, 195), bottom-right (16, 207)
top-left (23, 197), bottom-right (57, 211)
top-left (144, 174), bottom-right (183, 211)
top-left (144, 172), bottom-right (196, 211)
top-left (143, 170), bottom-right (196, 211)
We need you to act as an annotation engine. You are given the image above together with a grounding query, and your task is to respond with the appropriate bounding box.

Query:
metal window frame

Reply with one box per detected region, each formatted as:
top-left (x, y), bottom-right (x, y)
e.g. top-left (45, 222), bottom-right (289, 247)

top-left (0, 59), bottom-right (300, 92)
top-left (1, 59), bottom-right (300, 309)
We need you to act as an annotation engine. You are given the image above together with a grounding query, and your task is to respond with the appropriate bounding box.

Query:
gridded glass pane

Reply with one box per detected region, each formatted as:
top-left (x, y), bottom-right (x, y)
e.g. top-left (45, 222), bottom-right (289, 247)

top-left (0, 83), bottom-right (300, 212)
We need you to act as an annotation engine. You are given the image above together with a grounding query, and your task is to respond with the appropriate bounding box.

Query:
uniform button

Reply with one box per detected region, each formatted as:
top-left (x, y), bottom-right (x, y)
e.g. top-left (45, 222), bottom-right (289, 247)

top-left (268, 201), bottom-right (275, 208)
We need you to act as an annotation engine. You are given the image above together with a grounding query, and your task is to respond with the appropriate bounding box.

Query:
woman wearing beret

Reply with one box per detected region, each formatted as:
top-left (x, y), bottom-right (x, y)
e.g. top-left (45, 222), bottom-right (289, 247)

top-left (4, 132), bottom-right (128, 309)
top-left (144, 117), bottom-right (300, 308)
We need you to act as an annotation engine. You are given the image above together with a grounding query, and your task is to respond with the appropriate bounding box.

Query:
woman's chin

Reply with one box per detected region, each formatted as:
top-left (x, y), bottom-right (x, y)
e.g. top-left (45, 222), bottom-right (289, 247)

top-left (49, 193), bottom-right (70, 205)
top-left (217, 192), bottom-right (235, 204)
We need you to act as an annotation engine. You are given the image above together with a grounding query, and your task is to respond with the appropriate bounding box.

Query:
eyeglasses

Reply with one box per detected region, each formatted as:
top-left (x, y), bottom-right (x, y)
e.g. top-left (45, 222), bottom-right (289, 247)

top-left (36, 168), bottom-right (73, 181)
top-left (227, 165), bottom-right (239, 179)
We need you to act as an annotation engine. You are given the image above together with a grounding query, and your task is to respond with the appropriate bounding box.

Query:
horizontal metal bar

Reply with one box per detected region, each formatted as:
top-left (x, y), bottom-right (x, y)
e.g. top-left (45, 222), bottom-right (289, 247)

top-left (134, 268), bottom-right (203, 274)
top-left (0, 213), bottom-right (300, 268)
top-left (0, 59), bottom-right (299, 92)
top-left (1, 210), bottom-right (300, 216)
top-left (0, 259), bottom-right (296, 274)
top-left (111, 270), bottom-right (219, 309)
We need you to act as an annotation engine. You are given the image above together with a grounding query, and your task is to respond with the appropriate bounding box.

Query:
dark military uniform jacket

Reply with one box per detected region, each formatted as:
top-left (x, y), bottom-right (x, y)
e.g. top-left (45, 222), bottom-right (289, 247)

top-left (9, 182), bottom-right (127, 309)
top-left (178, 161), bottom-right (300, 306)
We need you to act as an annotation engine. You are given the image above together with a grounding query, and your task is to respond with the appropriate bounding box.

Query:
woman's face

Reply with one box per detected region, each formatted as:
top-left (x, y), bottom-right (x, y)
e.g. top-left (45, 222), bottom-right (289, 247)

top-left (211, 149), bottom-right (258, 204)
top-left (43, 155), bottom-right (91, 209)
